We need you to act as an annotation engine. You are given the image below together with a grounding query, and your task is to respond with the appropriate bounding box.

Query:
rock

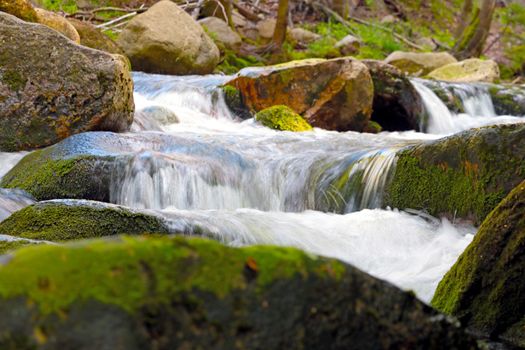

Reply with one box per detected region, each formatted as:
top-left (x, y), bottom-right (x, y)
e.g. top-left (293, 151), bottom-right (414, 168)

top-left (385, 123), bottom-right (525, 224)
top-left (335, 34), bottom-right (361, 55)
top-left (0, 235), bottom-right (478, 349)
top-left (199, 17), bottom-right (242, 51)
top-left (415, 37), bottom-right (437, 51)
top-left (288, 27), bottom-right (321, 44)
top-left (226, 58), bottom-right (374, 131)
top-left (363, 120), bottom-right (382, 134)
top-left (487, 84), bottom-right (525, 116)
top-left (427, 58), bottom-right (500, 83)
top-left (0, 239), bottom-right (39, 254)
top-left (380, 14), bottom-right (397, 24)
top-left (0, 13), bottom-right (134, 152)
top-left (131, 105), bottom-right (179, 132)
top-left (385, 51), bottom-right (458, 76)
top-left (69, 18), bottom-right (125, 55)
top-left (232, 10), bottom-right (246, 27)
top-left (221, 85), bottom-right (252, 119)
top-left (117, 1), bottom-right (220, 75)
top-left (255, 105), bottom-right (313, 132)
top-left (0, 0), bottom-right (37, 22)
top-left (34, 8), bottom-right (80, 43)
top-left (362, 60), bottom-right (424, 131)
top-left (432, 180), bottom-right (525, 347)
top-left (0, 200), bottom-right (170, 241)
top-left (256, 18), bottom-right (275, 39)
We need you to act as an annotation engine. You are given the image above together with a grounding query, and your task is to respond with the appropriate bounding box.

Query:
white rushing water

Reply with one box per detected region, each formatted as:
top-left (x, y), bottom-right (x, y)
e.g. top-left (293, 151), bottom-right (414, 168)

top-left (2, 72), bottom-right (524, 302)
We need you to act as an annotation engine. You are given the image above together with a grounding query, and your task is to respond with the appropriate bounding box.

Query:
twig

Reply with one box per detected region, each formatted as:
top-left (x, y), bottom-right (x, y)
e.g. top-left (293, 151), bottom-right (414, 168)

top-left (96, 12), bottom-right (137, 28)
top-left (232, 2), bottom-right (260, 22)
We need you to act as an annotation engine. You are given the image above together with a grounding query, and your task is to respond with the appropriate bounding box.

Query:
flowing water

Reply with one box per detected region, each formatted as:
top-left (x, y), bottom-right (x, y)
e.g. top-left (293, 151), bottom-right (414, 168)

top-left (1, 72), bottom-right (524, 303)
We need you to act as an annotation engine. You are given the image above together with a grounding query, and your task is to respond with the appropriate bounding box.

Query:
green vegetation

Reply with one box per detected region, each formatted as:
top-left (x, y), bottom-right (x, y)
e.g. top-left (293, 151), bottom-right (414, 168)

top-left (38, 0), bottom-right (77, 13)
top-left (497, 3), bottom-right (525, 79)
top-left (255, 105), bottom-right (313, 132)
top-left (0, 240), bottom-right (39, 255)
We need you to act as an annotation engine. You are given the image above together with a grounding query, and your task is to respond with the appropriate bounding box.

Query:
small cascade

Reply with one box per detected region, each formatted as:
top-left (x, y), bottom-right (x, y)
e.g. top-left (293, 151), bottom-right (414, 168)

top-left (0, 189), bottom-right (34, 222)
top-left (412, 78), bottom-right (524, 135)
top-left (0, 152), bottom-right (27, 180)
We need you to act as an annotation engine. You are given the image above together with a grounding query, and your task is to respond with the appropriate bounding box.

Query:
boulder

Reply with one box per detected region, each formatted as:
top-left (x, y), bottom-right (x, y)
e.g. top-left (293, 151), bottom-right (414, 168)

top-left (131, 105), bottom-right (179, 131)
top-left (335, 34), bottom-right (361, 55)
top-left (385, 51), bottom-right (458, 76)
top-left (362, 60), bottom-right (424, 131)
top-left (0, 200), bottom-right (170, 241)
top-left (199, 17), bottom-right (242, 51)
top-left (226, 58), bottom-right (374, 131)
top-left (0, 0), bottom-right (37, 22)
top-left (0, 235), bottom-right (478, 349)
top-left (385, 123), bottom-right (525, 224)
top-left (255, 105), bottom-right (313, 132)
top-left (427, 58), bottom-right (500, 83)
top-left (487, 84), bottom-right (525, 116)
top-left (256, 18), bottom-right (275, 39)
top-left (432, 180), bottom-right (525, 347)
top-left (0, 13), bottom-right (134, 152)
top-left (34, 8), bottom-right (80, 43)
top-left (288, 27), bottom-right (321, 44)
top-left (117, 1), bottom-right (220, 75)
top-left (69, 18), bottom-right (125, 55)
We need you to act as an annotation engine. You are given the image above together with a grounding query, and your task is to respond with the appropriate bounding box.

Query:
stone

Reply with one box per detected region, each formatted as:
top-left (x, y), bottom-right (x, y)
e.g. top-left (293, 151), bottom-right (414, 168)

top-left (34, 8), bottom-right (80, 43)
top-left (117, 1), bottom-right (220, 75)
top-left (432, 180), bottom-right (525, 348)
top-left (381, 14), bottom-right (397, 24)
top-left (0, 0), bottom-right (37, 22)
top-left (0, 235), bottom-right (478, 349)
top-left (256, 18), bottom-right (275, 39)
top-left (427, 58), bottom-right (500, 83)
top-left (255, 105), bottom-right (313, 132)
top-left (199, 17), bottom-right (242, 51)
top-left (69, 18), bottom-right (125, 55)
top-left (385, 51), bottom-right (458, 76)
top-left (226, 58), bottom-right (374, 132)
top-left (288, 27), bottom-right (321, 44)
top-left (335, 34), bottom-right (361, 56)
top-left (0, 12), bottom-right (134, 152)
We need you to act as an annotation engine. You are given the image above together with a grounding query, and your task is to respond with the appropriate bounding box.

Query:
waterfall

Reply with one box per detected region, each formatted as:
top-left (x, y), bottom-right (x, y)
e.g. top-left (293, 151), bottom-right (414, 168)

top-left (0, 189), bottom-right (34, 222)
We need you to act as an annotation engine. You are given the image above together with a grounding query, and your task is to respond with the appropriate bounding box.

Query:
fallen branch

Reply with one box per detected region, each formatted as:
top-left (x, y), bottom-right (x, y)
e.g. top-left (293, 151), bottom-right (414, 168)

top-left (232, 2), bottom-right (260, 22)
top-left (96, 12), bottom-right (137, 29)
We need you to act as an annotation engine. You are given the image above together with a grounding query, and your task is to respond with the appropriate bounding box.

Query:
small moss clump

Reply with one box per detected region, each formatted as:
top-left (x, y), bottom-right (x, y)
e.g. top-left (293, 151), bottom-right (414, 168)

top-left (0, 240), bottom-right (39, 255)
top-left (255, 105), bottom-right (313, 132)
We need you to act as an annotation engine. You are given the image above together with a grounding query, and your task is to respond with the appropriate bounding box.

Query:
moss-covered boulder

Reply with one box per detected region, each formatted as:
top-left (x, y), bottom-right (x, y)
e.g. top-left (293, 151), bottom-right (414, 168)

top-left (432, 180), bottom-right (525, 347)
top-left (226, 58), bottom-right (374, 132)
top-left (363, 60), bottom-right (424, 131)
top-left (255, 105), bottom-right (313, 132)
top-left (69, 18), bottom-right (125, 55)
top-left (488, 84), bottom-right (525, 116)
top-left (0, 235), bottom-right (478, 349)
top-left (0, 0), bottom-right (37, 22)
top-left (117, 1), bottom-right (220, 75)
top-left (385, 51), bottom-right (457, 76)
top-left (34, 8), bottom-right (80, 43)
top-left (0, 239), bottom-right (40, 254)
top-left (221, 85), bottom-right (252, 119)
top-left (0, 200), bottom-right (170, 241)
top-left (385, 123), bottom-right (525, 224)
top-left (0, 12), bottom-right (134, 152)
top-left (427, 59), bottom-right (500, 83)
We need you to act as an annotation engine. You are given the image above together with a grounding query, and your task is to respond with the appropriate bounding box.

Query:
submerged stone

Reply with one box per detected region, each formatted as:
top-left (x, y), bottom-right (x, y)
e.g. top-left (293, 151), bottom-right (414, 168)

top-left (385, 123), bottom-right (525, 224)
top-left (432, 180), bottom-right (525, 348)
top-left (0, 235), bottom-right (477, 349)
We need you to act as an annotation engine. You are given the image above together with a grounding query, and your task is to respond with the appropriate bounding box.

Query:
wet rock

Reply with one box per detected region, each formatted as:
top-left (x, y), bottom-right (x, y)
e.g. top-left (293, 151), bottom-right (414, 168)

top-left (288, 27), bottom-right (321, 44)
top-left (0, 200), bottom-right (170, 241)
top-left (0, 235), bottom-right (478, 349)
top-left (255, 105), bottom-right (313, 132)
top-left (0, 0), bottom-right (37, 22)
top-left (69, 18), bottom-right (125, 55)
top-left (487, 84), bottom-right (525, 116)
top-left (432, 180), bottom-right (525, 348)
top-left (131, 105), bottom-right (179, 132)
top-left (363, 60), bottom-right (424, 131)
top-left (386, 123), bottom-right (525, 224)
top-left (226, 58), bottom-right (374, 132)
top-left (117, 1), bottom-right (220, 75)
top-left (199, 17), bottom-right (241, 51)
top-left (385, 51), bottom-right (457, 76)
top-left (427, 58), bottom-right (500, 83)
top-left (34, 8), bottom-right (80, 43)
top-left (0, 12), bottom-right (134, 152)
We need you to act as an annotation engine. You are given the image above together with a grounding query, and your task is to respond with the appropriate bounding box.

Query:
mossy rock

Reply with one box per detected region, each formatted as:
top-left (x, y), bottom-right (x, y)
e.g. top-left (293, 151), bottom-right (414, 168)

top-left (0, 0), bottom-right (37, 22)
top-left (0, 235), bottom-right (477, 349)
top-left (384, 51), bottom-right (457, 76)
top-left (220, 85), bottom-right (251, 120)
top-left (34, 8), bottom-right (80, 43)
top-left (0, 200), bottom-right (170, 241)
top-left (487, 84), bottom-right (525, 116)
top-left (385, 123), bottom-right (525, 225)
top-left (255, 105), bottom-right (313, 132)
top-left (427, 59), bottom-right (500, 83)
top-left (432, 180), bottom-right (525, 348)
top-left (69, 18), bottom-right (125, 55)
top-left (0, 240), bottom-right (42, 254)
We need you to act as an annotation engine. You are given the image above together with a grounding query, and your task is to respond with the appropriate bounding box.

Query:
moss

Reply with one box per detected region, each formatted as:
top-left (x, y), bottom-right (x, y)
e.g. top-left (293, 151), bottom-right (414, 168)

top-left (0, 240), bottom-right (39, 255)
top-left (385, 124), bottom-right (525, 224)
top-left (0, 201), bottom-right (170, 241)
top-left (364, 121), bottom-right (382, 134)
top-left (0, 0), bottom-right (38, 22)
top-left (255, 105), bottom-right (313, 132)
top-left (0, 235), bottom-right (344, 315)
top-left (1, 70), bottom-right (27, 91)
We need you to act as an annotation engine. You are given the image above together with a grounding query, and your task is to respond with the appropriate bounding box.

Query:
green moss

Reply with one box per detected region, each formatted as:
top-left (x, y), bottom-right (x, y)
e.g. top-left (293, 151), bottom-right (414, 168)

top-left (37, 0), bottom-right (77, 13)
top-left (364, 121), bottom-right (382, 133)
top-left (0, 0), bottom-right (38, 22)
top-left (216, 50), bottom-right (262, 75)
top-left (0, 240), bottom-right (39, 255)
top-left (0, 235), bottom-right (344, 315)
top-left (1, 70), bottom-right (27, 91)
top-left (255, 105), bottom-right (313, 132)
top-left (0, 201), bottom-right (170, 241)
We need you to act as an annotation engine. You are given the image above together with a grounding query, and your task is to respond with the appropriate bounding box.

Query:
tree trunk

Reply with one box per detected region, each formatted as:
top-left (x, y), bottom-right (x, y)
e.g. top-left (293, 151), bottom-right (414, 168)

top-left (453, 0), bottom-right (496, 59)
top-left (454, 0), bottom-right (474, 39)
top-left (272, 0), bottom-right (290, 48)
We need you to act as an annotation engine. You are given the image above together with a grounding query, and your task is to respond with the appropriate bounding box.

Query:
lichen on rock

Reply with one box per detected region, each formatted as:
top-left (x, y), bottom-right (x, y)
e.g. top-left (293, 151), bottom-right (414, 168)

top-left (255, 105), bottom-right (313, 132)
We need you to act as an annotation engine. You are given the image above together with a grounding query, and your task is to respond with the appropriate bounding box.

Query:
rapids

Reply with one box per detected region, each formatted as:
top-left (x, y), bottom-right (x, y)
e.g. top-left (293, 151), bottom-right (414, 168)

top-left (0, 72), bottom-right (524, 303)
